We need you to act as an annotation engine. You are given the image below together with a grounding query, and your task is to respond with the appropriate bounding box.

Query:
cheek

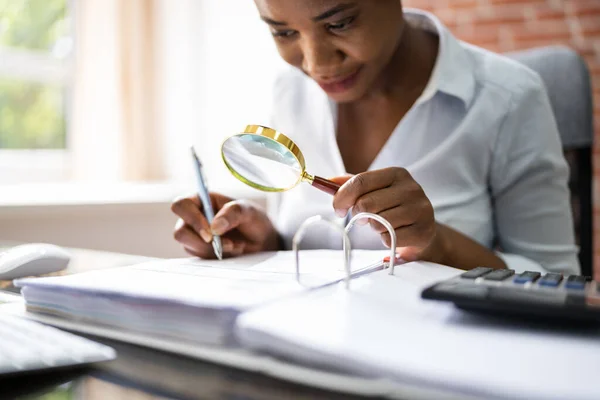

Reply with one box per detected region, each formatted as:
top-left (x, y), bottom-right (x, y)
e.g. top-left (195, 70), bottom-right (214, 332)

top-left (276, 44), bottom-right (303, 68)
top-left (339, 33), bottom-right (388, 65)
top-left (346, 21), bottom-right (401, 65)
top-left (344, 42), bottom-right (379, 64)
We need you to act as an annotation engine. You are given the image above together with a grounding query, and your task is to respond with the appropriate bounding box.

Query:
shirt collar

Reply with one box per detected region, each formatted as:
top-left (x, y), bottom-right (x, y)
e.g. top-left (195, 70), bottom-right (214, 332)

top-left (405, 9), bottom-right (476, 108)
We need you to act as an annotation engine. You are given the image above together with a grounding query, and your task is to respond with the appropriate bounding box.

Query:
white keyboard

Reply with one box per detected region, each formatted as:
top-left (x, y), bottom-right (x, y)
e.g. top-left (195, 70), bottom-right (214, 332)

top-left (0, 316), bottom-right (115, 375)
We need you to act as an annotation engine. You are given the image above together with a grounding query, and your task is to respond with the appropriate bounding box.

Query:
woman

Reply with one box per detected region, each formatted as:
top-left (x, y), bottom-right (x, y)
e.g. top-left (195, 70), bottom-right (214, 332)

top-left (171, 0), bottom-right (579, 274)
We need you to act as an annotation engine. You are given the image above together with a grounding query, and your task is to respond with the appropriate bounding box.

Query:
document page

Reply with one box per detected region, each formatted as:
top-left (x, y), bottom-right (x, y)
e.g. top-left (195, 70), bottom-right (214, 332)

top-left (16, 250), bottom-right (389, 310)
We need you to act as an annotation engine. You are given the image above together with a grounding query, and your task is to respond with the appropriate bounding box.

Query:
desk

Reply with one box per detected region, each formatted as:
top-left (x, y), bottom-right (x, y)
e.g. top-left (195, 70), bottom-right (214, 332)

top-left (0, 245), bottom-right (373, 400)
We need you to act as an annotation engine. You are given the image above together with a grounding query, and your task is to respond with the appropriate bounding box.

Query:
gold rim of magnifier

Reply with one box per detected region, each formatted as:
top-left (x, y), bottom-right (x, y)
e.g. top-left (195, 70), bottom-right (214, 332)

top-left (221, 125), bottom-right (313, 192)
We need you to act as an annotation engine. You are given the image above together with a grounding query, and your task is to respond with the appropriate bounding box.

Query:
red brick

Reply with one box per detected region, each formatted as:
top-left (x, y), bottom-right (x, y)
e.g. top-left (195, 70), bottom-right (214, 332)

top-left (456, 26), bottom-right (502, 46)
top-left (434, 8), bottom-right (458, 27)
top-left (578, 15), bottom-right (600, 36)
top-left (565, 0), bottom-right (600, 16)
top-left (532, 4), bottom-right (567, 21)
top-left (444, 0), bottom-right (479, 10)
top-left (403, 0), bottom-right (436, 10)
top-left (489, 0), bottom-right (546, 4)
top-left (572, 43), bottom-right (597, 59)
top-left (473, 6), bottom-right (528, 26)
top-left (510, 20), bottom-right (572, 42)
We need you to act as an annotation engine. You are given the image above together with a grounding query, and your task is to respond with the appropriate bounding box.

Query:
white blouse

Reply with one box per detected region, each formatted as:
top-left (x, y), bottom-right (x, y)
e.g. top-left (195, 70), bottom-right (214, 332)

top-left (265, 9), bottom-right (579, 275)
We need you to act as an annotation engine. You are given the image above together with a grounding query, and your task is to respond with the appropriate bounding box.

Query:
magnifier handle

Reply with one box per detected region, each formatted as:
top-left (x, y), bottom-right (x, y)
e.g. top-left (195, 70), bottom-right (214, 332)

top-left (311, 176), bottom-right (341, 195)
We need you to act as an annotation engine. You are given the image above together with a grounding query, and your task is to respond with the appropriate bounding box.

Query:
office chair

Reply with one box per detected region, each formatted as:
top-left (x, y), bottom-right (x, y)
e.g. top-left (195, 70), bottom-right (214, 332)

top-left (506, 46), bottom-right (594, 277)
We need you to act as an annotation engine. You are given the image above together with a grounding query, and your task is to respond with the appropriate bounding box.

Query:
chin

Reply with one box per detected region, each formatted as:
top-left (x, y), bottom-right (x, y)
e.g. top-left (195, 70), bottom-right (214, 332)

top-left (323, 77), bottom-right (371, 103)
top-left (326, 89), bottom-right (364, 103)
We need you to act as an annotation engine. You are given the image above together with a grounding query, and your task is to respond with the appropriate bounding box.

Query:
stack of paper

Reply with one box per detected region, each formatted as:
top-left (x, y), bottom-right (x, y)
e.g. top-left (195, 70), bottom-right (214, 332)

top-left (15, 250), bottom-right (387, 346)
top-left (236, 262), bottom-right (600, 400)
top-left (11, 253), bottom-right (600, 399)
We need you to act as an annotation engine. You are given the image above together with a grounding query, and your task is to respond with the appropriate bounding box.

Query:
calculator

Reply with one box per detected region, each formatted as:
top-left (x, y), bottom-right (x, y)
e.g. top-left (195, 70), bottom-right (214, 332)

top-left (421, 267), bottom-right (600, 323)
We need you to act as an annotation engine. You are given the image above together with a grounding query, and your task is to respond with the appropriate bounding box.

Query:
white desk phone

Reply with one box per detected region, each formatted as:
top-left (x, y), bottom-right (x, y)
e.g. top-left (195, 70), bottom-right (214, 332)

top-left (0, 243), bottom-right (71, 280)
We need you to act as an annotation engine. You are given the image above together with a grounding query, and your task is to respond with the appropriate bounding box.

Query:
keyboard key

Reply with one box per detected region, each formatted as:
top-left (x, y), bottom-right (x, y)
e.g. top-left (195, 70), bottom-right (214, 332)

top-left (538, 273), bottom-right (563, 287)
top-left (514, 271), bottom-right (541, 284)
top-left (460, 267), bottom-right (493, 279)
top-left (483, 269), bottom-right (515, 281)
top-left (0, 316), bottom-right (115, 376)
top-left (565, 275), bottom-right (587, 290)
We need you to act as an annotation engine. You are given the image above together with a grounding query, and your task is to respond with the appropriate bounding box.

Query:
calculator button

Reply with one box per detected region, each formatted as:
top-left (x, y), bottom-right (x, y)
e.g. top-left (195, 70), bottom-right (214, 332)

top-left (483, 269), bottom-right (515, 281)
top-left (460, 267), bottom-right (493, 279)
top-left (565, 275), bottom-right (587, 290)
top-left (513, 271), bottom-right (541, 284)
top-left (538, 273), bottom-right (563, 287)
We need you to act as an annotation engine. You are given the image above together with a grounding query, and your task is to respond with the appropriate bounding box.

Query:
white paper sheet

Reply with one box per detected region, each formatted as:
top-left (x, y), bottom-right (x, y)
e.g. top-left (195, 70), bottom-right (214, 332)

top-left (237, 261), bottom-right (600, 400)
top-left (16, 250), bottom-right (388, 310)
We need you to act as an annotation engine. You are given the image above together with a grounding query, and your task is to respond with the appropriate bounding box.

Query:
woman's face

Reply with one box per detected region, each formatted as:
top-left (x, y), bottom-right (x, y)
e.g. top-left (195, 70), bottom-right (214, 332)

top-left (254, 0), bottom-right (404, 103)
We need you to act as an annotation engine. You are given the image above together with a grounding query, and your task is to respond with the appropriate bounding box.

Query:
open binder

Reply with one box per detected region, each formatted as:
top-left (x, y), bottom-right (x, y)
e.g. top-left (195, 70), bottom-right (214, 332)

top-left (10, 213), bottom-right (600, 400)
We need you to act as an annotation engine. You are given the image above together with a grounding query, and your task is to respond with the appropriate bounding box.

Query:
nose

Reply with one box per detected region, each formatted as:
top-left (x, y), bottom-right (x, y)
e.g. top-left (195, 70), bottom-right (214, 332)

top-left (301, 37), bottom-right (344, 80)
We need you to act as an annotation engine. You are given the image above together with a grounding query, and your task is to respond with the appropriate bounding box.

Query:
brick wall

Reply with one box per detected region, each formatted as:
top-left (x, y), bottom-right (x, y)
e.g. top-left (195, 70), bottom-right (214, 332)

top-left (403, 0), bottom-right (600, 277)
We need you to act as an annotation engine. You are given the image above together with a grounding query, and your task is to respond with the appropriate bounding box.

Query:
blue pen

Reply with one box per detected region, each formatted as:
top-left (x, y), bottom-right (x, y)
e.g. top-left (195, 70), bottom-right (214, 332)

top-left (191, 147), bottom-right (223, 260)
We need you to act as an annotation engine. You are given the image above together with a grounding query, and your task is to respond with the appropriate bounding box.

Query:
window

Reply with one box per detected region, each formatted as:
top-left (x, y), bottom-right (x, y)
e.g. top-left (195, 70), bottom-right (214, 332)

top-left (0, 0), bottom-right (73, 183)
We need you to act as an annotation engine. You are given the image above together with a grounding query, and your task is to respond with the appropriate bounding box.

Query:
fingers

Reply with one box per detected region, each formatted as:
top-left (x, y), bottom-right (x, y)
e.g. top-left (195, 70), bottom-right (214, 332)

top-left (331, 167), bottom-right (435, 253)
top-left (174, 219), bottom-right (216, 259)
top-left (174, 218), bottom-right (249, 259)
top-left (328, 175), bottom-right (354, 186)
top-left (333, 168), bottom-right (411, 216)
top-left (380, 222), bottom-right (435, 250)
top-left (171, 197), bottom-right (212, 242)
top-left (352, 185), bottom-right (406, 216)
top-left (366, 206), bottom-right (414, 234)
top-left (210, 200), bottom-right (255, 236)
top-left (171, 192), bottom-right (237, 241)
top-left (221, 237), bottom-right (246, 257)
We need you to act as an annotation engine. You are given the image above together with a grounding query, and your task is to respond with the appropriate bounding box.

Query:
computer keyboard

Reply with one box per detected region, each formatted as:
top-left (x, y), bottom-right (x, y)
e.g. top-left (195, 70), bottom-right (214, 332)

top-left (0, 315), bottom-right (115, 375)
top-left (422, 268), bottom-right (600, 323)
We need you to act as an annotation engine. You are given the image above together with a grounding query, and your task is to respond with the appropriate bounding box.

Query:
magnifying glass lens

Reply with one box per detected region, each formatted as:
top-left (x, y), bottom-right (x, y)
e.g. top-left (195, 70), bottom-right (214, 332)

top-left (222, 134), bottom-right (302, 191)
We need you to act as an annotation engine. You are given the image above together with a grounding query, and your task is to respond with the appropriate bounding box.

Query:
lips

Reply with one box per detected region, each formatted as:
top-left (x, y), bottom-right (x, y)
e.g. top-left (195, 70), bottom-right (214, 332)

top-left (316, 67), bottom-right (362, 94)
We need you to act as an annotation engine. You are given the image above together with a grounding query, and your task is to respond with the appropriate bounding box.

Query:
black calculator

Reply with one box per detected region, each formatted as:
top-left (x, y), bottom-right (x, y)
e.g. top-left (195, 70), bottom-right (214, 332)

top-left (422, 267), bottom-right (600, 323)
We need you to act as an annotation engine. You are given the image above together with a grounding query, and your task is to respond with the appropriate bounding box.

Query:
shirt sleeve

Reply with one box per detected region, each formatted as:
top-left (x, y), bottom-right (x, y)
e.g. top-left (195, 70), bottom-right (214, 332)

top-left (490, 76), bottom-right (580, 275)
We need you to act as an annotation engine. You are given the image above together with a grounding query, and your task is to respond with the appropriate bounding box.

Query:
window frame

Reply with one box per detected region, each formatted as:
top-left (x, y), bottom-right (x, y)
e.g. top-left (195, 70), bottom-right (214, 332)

top-left (0, 0), bottom-right (75, 184)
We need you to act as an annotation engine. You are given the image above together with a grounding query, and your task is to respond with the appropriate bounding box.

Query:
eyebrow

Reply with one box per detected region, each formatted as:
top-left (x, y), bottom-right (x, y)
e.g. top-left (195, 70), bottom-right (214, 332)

top-left (260, 3), bottom-right (357, 26)
top-left (313, 3), bottom-right (357, 22)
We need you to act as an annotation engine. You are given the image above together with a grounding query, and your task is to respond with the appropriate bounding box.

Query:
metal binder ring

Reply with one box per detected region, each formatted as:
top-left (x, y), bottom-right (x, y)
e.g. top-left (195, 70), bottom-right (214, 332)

top-left (292, 215), bottom-right (352, 289)
top-left (345, 212), bottom-right (397, 275)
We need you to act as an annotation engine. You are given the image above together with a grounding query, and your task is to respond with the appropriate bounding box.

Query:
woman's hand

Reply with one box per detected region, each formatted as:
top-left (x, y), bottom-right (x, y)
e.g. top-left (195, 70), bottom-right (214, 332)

top-left (171, 193), bottom-right (281, 259)
top-left (331, 168), bottom-right (442, 263)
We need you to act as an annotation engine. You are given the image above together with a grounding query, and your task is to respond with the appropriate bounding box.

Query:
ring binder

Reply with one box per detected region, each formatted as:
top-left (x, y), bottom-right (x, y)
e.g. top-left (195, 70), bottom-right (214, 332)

top-left (346, 212), bottom-right (397, 275)
top-left (293, 212), bottom-right (398, 290)
top-left (292, 215), bottom-right (352, 289)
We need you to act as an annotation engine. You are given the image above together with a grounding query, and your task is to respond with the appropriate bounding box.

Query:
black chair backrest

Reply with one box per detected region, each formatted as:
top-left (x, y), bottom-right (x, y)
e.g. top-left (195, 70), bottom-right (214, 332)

top-left (506, 46), bottom-right (594, 277)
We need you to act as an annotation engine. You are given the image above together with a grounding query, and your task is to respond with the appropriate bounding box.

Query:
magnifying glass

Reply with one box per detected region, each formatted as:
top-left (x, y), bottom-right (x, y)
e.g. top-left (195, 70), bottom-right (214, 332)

top-left (221, 125), bottom-right (341, 195)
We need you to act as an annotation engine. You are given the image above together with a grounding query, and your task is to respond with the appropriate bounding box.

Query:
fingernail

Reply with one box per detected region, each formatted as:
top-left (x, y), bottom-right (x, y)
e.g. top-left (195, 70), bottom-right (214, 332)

top-left (357, 218), bottom-right (368, 226)
top-left (199, 229), bottom-right (212, 243)
top-left (211, 218), bottom-right (229, 235)
top-left (335, 209), bottom-right (347, 218)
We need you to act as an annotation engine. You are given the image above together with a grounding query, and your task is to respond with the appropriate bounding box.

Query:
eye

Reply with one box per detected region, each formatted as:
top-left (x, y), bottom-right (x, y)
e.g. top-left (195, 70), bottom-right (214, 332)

top-left (272, 29), bottom-right (298, 39)
top-left (326, 16), bottom-right (355, 32)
